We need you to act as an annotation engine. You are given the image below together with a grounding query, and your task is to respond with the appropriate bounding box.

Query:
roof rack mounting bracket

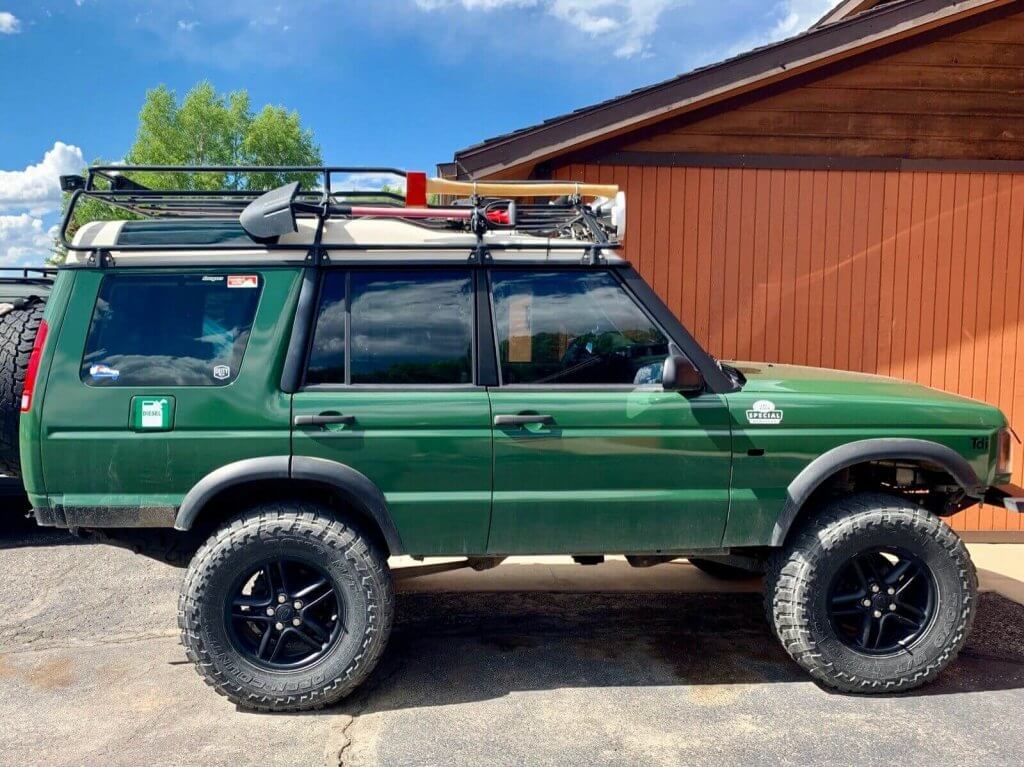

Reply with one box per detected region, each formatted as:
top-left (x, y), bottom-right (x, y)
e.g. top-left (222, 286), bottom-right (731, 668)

top-left (582, 246), bottom-right (605, 266)
top-left (470, 243), bottom-right (492, 264)
top-left (239, 181), bottom-right (300, 242)
top-left (88, 249), bottom-right (113, 269)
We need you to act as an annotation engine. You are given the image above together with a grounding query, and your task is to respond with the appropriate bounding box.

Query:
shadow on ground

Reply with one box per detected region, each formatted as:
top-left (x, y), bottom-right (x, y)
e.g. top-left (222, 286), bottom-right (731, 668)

top-left (336, 590), bottom-right (1024, 717)
top-left (0, 516), bottom-right (84, 549)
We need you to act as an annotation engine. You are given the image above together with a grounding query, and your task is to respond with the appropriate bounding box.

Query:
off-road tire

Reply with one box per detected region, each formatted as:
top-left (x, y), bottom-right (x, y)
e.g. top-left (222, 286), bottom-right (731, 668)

top-left (0, 301), bottom-right (44, 477)
top-left (178, 503), bottom-right (394, 711)
top-left (766, 492), bottom-right (976, 694)
top-left (689, 557), bottom-right (760, 580)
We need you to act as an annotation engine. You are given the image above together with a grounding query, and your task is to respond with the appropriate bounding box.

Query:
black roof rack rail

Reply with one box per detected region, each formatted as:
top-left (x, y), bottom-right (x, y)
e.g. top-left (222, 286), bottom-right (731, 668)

top-left (59, 164), bottom-right (623, 261)
top-left (0, 267), bottom-right (58, 281)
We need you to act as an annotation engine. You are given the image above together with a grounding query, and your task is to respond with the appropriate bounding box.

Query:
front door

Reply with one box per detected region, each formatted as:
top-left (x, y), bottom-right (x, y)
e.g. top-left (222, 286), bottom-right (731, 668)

top-left (485, 268), bottom-right (732, 554)
top-left (290, 268), bottom-right (493, 555)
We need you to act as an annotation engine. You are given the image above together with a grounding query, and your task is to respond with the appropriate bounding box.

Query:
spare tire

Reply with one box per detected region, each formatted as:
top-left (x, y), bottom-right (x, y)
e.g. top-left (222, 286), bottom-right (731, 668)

top-left (0, 300), bottom-right (45, 477)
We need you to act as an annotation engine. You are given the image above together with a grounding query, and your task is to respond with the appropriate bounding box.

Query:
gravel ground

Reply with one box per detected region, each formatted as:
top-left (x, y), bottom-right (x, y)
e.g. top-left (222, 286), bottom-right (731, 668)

top-left (2, 522), bottom-right (1023, 767)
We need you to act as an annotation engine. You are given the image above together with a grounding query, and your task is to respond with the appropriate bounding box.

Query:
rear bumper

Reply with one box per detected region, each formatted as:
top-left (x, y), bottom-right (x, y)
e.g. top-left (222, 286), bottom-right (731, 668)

top-left (983, 483), bottom-right (1024, 513)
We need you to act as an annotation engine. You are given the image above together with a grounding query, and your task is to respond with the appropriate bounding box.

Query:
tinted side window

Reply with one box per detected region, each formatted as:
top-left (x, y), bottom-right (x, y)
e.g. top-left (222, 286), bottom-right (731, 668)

top-left (81, 273), bottom-right (261, 387)
top-left (306, 270), bottom-right (473, 385)
top-left (490, 270), bottom-right (669, 385)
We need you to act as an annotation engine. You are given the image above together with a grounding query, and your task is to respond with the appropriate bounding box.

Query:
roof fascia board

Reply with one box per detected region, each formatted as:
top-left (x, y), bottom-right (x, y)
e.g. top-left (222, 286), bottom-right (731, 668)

top-left (813, 0), bottom-right (884, 29)
top-left (458, 0), bottom-right (1006, 179)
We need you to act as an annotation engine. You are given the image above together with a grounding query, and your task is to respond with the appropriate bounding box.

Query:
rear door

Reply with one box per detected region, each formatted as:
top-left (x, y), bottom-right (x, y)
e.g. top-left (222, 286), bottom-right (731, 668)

top-left (485, 268), bottom-right (732, 554)
top-left (290, 268), bottom-right (493, 555)
top-left (39, 269), bottom-right (297, 522)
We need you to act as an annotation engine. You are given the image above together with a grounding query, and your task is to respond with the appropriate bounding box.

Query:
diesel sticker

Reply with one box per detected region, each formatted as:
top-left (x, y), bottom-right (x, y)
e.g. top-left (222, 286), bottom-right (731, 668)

top-left (747, 399), bottom-right (783, 425)
top-left (130, 396), bottom-right (175, 432)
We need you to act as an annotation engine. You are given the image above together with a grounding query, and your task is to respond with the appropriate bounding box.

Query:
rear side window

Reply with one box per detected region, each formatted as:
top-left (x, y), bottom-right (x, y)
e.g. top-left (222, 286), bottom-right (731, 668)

top-left (306, 269), bottom-right (473, 385)
top-left (81, 274), bottom-right (262, 387)
top-left (490, 270), bottom-right (669, 385)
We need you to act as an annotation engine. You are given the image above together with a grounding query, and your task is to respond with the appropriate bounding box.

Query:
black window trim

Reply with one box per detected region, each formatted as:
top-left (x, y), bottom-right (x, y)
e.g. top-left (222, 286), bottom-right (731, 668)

top-left (80, 270), bottom-right (264, 389)
top-left (299, 265), bottom-right (480, 391)
top-left (288, 262), bottom-right (736, 395)
top-left (485, 265), bottom-right (692, 392)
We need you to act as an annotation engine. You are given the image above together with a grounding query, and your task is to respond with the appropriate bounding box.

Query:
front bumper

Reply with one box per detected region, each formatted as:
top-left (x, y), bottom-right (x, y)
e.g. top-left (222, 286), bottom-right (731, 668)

top-left (983, 483), bottom-right (1024, 513)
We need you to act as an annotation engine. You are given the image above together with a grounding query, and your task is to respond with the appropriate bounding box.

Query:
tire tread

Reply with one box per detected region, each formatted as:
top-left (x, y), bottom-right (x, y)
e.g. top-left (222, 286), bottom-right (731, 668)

top-left (766, 492), bottom-right (977, 693)
top-left (177, 502), bottom-right (393, 712)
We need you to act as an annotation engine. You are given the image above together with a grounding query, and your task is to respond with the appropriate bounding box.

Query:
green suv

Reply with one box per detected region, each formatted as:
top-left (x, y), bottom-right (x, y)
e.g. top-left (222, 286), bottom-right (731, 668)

top-left (18, 165), bottom-right (1021, 711)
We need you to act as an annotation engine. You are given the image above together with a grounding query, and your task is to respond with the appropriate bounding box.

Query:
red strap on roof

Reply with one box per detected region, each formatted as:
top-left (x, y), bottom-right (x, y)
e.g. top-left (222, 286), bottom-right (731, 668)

top-left (406, 171), bottom-right (427, 207)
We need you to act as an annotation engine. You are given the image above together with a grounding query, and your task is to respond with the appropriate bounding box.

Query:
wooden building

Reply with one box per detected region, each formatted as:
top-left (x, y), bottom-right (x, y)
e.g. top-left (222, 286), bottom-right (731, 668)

top-left (448, 0), bottom-right (1024, 539)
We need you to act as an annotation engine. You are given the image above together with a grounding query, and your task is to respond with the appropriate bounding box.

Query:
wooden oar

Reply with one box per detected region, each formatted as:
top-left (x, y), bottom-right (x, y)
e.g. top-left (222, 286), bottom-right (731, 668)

top-left (426, 178), bottom-right (619, 199)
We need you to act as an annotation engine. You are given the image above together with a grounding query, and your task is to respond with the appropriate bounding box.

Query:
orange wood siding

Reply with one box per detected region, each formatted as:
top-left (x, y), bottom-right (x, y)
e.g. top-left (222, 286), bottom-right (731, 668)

top-left (615, 8), bottom-right (1024, 161)
top-left (553, 162), bottom-right (1024, 533)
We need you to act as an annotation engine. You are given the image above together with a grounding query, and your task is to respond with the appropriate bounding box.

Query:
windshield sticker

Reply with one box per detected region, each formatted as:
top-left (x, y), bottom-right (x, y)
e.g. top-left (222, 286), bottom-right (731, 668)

top-left (747, 399), bottom-right (783, 425)
top-left (227, 275), bottom-right (258, 289)
top-left (212, 364), bottom-right (231, 381)
top-left (89, 364), bottom-right (120, 381)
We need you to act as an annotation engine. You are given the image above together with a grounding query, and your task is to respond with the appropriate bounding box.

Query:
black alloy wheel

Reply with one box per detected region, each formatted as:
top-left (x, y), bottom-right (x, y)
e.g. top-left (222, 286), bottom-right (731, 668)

top-left (827, 549), bottom-right (937, 655)
top-left (227, 557), bottom-right (345, 670)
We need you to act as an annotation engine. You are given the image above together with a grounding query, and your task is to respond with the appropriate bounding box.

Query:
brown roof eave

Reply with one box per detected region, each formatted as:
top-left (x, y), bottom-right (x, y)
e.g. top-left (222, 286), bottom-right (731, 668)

top-left (812, 0), bottom-right (888, 29)
top-left (454, 0), bottom-right (1006, 179)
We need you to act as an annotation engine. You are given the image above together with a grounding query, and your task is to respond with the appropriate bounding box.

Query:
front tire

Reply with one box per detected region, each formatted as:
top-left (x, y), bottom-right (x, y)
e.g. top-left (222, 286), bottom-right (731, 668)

top-left (178, 503), bottom-right (394, 711)
top-left (767, 493), bottom-right (976, 694)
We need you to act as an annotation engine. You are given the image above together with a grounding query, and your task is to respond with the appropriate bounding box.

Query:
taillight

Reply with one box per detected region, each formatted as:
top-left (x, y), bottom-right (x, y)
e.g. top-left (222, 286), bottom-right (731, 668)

top-left (20, 319), bottom-right (49, 413)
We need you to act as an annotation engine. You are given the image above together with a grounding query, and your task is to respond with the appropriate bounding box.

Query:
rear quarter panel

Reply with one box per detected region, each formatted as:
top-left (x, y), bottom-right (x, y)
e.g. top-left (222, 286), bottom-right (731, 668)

top-left (36, 268), bottom-right (300, 514)
top-left (19, 270), bottom-right (76, 508)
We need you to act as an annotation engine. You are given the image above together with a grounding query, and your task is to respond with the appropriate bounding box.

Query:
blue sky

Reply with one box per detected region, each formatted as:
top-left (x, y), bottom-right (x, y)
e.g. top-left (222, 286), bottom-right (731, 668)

top-left (0, 0), bottom-right (837, 264)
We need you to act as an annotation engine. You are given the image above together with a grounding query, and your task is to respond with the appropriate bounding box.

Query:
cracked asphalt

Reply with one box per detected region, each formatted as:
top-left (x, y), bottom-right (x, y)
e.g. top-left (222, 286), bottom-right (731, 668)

top-left (3, 518), bottom-right (1024, 767)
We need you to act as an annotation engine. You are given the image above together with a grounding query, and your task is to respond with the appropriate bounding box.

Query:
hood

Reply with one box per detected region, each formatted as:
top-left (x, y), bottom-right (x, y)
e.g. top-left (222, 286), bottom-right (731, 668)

top-left (726, 361), bottom-right (992, 408)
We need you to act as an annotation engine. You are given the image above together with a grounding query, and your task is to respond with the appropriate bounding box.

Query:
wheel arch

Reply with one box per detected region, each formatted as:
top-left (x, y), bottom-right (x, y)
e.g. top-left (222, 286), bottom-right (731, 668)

top-left (770, 438), bottom-right (982, 547)
top-left (174, 456), bottom-right (404, 555)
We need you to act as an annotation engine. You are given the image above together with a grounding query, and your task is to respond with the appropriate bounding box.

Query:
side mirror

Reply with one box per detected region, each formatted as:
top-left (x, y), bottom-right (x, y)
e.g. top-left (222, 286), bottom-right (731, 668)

top-left (240, 181), bottom-right (300, 242)
top-left (662, 355), bottom-right (703, 393)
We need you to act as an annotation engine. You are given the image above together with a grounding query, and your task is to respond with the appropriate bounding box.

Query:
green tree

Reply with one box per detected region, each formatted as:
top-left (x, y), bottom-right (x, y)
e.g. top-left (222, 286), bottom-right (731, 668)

top-left (125, 83), bottom-right (320, 190)
top-left (59, 81), bottom-right (322, 257)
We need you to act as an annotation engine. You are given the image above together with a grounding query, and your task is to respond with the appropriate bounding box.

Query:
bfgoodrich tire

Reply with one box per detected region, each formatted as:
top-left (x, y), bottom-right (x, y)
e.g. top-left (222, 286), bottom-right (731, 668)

top-left (0, 301), bottom-right (44, 477)
top-left (766, 493), bottom-right (976, 694)
top-left (178, 503), bottom-right (394, 712)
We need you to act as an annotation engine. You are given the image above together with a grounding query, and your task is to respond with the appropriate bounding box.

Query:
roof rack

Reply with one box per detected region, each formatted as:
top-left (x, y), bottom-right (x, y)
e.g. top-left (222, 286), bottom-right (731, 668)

top-left (0, 267), bottom-right (57, 282)
top-left (59, 165), bottom-right (626, 264)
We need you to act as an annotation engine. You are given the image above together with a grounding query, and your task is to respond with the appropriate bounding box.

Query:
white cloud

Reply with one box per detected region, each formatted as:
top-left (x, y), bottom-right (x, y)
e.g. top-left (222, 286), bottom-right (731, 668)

top-left (769, 0), bottom-right (837, 39)
top-left (735, 0), bottom-right (837, 51)
top-left (0, 141), bottom-right (86, 216)
top-left (414, 0), bottom-right (682, 58)
top-left (0, 214), bottom-right (56, 266)
top-left (415, 0), bottom-right (536, 9)
top-left (177, 19), bottom-right (198, 32)
top-left (0, 11), bottom-right (21, 34)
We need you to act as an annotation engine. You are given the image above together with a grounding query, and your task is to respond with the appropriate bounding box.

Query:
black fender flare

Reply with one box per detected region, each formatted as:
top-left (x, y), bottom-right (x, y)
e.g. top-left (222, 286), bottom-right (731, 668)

top-left (770, 438), bottom-right (983, 547)
top-left (174, 455), bottom-right (404, 555)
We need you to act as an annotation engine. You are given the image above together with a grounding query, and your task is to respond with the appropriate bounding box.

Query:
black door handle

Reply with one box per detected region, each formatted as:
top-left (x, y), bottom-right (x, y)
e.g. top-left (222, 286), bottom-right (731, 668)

top-left (493, 414), bottom-right (555, 427)
top-left (294, 414), bottom-right (356, 427)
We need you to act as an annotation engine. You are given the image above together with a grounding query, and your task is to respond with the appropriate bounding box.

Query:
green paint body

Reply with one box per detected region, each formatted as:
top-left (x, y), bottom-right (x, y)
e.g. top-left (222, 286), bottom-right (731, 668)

top-left (20, 268), bottom-right (1010, 554)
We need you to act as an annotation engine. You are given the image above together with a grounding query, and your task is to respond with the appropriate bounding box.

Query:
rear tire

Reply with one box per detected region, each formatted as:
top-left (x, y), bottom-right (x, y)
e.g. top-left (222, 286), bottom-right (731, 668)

top-left (767, 493), bottom-right (976, 694)
top-left (0, 301), bottom-right (44, 477)
top-left (178, 502), bottom-right (394, 711)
